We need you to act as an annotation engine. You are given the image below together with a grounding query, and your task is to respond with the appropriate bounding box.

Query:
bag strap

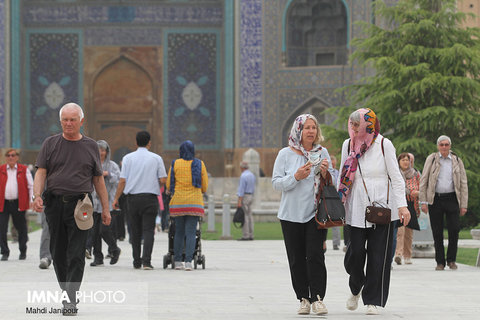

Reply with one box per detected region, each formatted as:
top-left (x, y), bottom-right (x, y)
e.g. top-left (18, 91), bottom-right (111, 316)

top-left (357, 137), bottom-right (390, 205)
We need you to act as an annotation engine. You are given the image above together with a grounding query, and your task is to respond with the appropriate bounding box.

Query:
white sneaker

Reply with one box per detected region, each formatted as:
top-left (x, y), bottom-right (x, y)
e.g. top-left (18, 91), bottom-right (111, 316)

top-left (366, 305), bottom-right (379, 315)
top-left (297, 298), bottom-right (310, 315)
top-left (311, 295), bottom-right (328, 315)
top-left (346, 292), bottom-right (361, 311)
top-left (404, 258), bottom-right (412, 264)
top-left (185, 262), bottom-right (193, 271)
top-left (174, 261), bottom-right (184, 270)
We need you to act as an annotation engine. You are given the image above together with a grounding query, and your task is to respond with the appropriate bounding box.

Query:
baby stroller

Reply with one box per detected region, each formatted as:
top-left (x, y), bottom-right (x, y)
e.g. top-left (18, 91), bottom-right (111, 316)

top-left (163, 217), bottom-right (206, 269)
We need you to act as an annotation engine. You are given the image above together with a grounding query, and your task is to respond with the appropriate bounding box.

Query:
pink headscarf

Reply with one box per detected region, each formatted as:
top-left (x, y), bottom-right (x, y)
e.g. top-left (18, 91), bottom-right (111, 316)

top-left (338, 108), bottom-right (380, 202)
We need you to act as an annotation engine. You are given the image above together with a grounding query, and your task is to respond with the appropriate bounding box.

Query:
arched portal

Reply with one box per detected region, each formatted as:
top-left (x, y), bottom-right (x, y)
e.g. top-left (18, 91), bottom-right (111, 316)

top-left (86, 53), bottom-right (159, 163)
top-left (282, 96), bottom-right (332, 146)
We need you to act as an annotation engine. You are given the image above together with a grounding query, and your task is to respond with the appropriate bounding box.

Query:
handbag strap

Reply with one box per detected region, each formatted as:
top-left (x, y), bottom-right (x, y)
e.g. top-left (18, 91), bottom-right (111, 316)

top-left (357, 138), bottom-right (390, 205)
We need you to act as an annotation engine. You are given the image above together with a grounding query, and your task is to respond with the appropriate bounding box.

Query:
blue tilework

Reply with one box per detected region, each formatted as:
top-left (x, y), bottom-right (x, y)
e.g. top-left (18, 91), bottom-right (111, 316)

top-left (27, 31), bottom-right (81, 147)
top-left (108, 6), bottom-right (135, 22)
top-left (23, 4), bottom-right (223, 26)
top-left (164, 31), bottom-right (220, 150)
top-left (85, 27), bottom-right (163, 46)
top-left (240, 0), bottom-right (262, 148)
top-left (261, 0), bottom-right (374, 147)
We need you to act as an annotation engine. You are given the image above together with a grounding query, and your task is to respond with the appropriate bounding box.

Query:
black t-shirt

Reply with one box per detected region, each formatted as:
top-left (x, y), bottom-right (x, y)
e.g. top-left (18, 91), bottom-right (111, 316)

top-left (36, 134), bottom-right (102, 195)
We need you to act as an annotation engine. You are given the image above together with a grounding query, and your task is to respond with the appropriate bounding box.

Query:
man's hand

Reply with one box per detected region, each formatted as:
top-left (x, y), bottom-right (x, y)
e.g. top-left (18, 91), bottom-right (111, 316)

top-left (460, 208), bottom-right (467, 216)
top-left (102, 209), bottom-right (111, 226)
top-left (112, 198), bottom-right (119, 210)
top-left (33, 197), bottom-right (44, 212)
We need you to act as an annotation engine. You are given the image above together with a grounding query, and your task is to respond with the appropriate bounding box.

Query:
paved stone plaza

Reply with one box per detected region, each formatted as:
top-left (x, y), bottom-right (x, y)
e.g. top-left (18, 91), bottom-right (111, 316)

top-left (0, 229), bottom-right (479, 320)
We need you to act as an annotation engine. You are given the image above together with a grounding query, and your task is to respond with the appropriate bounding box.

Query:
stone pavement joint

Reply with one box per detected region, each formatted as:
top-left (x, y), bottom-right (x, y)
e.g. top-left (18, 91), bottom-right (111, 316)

top-left (0, 229), bottom-right (479, 319)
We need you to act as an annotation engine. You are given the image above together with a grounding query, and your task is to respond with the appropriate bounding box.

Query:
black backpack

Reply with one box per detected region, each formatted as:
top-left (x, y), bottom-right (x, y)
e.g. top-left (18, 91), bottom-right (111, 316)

top-left (233, 207), bottom-right (245, 228)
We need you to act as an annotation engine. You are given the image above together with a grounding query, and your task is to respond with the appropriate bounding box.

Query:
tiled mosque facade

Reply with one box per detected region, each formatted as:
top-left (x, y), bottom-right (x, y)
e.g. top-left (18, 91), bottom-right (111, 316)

top-left (0, 0), bottom-right (389, 176)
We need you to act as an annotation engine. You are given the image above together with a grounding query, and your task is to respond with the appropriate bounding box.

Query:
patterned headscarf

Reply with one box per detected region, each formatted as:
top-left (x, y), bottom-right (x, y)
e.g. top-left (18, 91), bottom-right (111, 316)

top-left (338, 108), bottom-right (380, 202)
top-left (288, 114), bottom-right (323, 159)
top-left (288, 114), bottom-right (323, 202)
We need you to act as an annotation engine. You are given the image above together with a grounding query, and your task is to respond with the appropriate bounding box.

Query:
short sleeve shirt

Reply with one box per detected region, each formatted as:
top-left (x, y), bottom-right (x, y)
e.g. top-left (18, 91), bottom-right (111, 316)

top-left (120, 147), bottom-right (167, 195)
top-left (35, 134), bottom-right (103, 195)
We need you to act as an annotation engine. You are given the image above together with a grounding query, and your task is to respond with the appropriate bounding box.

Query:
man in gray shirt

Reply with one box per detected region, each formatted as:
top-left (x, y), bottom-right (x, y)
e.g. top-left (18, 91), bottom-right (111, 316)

top-left (33, 103), bottom-right (110, 315)
top-left (419, 135), bottom-right (468, 271)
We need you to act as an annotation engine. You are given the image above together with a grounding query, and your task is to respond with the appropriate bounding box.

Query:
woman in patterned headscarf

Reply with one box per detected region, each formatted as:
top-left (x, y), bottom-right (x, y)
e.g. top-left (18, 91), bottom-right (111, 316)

top-left (272, 114), bottom-right (334, 315)
top-left (339, 108), bottom-right (410, 315)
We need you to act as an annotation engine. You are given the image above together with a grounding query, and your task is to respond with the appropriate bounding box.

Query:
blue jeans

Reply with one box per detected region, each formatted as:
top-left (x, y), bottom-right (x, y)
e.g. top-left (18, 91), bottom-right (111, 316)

top-left (173, 216), bottom-right (199, 263)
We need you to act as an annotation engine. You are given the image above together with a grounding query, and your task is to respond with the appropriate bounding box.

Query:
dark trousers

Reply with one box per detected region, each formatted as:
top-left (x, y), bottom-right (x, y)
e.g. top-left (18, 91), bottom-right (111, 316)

top-left (91, 211), bottom-right (119, 262)
top-left (0, 200), bottom-right (28, 256)
top-left (280, 218), bottom-right (327, 302)
top-left (428, 194), bottom-right (460, 265)
top-left (44, 194), bottom-right (88, 304)
top-left (112, 210), bottom-right (126, 239)
top-left (127, 194), bottom-right (158, 266)
top-left (344, 223), bottom-right (394, 307)
top-left (344, 224), bottom-right (351, 246)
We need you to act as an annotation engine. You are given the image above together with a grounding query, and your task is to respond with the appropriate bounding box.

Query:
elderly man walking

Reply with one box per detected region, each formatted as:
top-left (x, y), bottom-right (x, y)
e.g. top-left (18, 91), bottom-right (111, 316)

top-left (419, 135), bottom-right (468, 271)
top-left (0, 149), bottom-right (33, 261)
top-left (237, 161), bottom-right (256, 241)
top-left (33, 102), bottom-right (110, 315)
top-left (113, 131), bottom-right (167, 270)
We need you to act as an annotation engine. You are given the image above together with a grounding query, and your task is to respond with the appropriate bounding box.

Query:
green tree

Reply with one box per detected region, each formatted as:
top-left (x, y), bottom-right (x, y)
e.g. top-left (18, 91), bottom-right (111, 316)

top-left (323, 0), bottom-right (480, 227)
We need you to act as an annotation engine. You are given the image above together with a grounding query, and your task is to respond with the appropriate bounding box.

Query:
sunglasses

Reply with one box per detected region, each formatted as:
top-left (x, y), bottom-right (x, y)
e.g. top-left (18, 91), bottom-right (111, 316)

top-left (438, 143), bottom-right (450, 147)
top-left (6, 154), bottom-right (17, 157)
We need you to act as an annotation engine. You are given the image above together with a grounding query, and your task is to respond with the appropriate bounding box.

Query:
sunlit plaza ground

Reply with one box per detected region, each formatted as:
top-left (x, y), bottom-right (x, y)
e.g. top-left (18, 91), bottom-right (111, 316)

top-left (0, 227), bottom-right (479, 320)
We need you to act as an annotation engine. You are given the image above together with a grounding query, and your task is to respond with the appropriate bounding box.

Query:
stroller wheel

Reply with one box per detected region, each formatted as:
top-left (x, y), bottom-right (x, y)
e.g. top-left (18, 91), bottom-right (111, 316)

top-left (163, 255), bottom-right (168, 269)
top-left (193, 256), bottom-right (198, 269)
top-left (201, 255), bottom-right (206, 269)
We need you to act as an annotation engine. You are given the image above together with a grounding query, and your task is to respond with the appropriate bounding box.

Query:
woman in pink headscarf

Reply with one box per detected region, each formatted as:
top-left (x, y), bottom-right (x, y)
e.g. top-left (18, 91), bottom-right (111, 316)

top-left (338, 108), bottom-right (410, 315)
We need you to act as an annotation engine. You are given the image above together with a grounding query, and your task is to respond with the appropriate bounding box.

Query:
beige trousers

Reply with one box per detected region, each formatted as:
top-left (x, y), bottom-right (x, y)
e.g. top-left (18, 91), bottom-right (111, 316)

top-left (395, 226), bottom-right (413, 259)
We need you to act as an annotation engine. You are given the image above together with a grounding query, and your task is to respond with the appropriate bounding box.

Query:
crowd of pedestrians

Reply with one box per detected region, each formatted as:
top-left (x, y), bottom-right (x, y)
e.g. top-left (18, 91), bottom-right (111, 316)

top-left (272, 108), bottom-right (468, 316)
top-left (0, 103), bottom-right (469, 317)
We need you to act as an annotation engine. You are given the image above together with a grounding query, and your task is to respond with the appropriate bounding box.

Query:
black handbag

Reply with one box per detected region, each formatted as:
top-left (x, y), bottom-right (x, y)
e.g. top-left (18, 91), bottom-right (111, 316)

top-left (397, 200), bottom-right (420, 230)
top-left (233, 207), bottom-right (245, 228)
top-left (315, 172), bottom-right (346, 229)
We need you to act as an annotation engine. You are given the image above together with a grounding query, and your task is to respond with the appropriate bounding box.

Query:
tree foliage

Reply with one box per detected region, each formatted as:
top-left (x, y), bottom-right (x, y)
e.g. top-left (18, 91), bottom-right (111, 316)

top-left (323, 0), bottom-right (480, 226)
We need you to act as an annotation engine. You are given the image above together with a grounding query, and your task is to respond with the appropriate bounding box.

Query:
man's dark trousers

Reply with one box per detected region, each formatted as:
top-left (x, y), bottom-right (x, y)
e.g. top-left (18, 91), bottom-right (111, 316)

top-left (0, 200), bottom-right (28, 256)
top-left (127, 194), bottom-right (158, 267)
top-left (428, 193), bottom-right (460, 265)
top-left (44, 194), bottom-right (88, 304)
top-left (0, 200), bottom-right (28, 257)
top-left (92, 211), bottom-right (119, 262)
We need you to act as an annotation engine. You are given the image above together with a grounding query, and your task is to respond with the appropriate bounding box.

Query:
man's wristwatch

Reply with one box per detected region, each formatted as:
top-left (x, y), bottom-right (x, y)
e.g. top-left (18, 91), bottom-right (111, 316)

top-left (32, 194), bottom-right (40, 201)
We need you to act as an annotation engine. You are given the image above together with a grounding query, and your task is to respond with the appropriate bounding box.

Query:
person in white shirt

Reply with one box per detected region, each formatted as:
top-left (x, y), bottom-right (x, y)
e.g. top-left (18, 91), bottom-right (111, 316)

top-left (272, 114), bottom-right (333, 316)
top-left (338, 108), bottom-right (410, 315)
top-left (419, 135), bottom-right (468, 271)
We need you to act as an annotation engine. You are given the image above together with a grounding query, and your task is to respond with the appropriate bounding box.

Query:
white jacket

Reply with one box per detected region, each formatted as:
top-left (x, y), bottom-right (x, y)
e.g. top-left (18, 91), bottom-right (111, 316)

top-left (338, 135), bottom-right (407, 228)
